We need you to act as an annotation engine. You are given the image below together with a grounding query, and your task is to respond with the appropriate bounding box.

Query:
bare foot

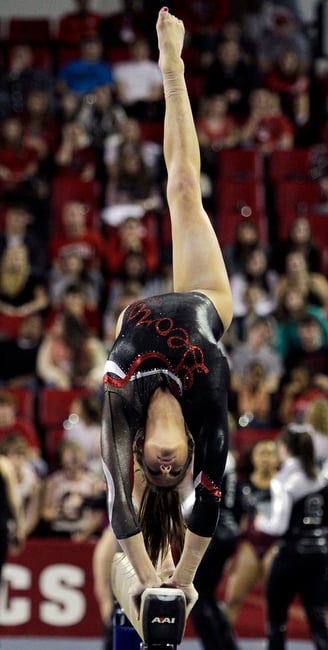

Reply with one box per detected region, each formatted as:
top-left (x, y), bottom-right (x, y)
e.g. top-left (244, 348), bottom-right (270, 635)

top-left (156, 7), bottom-right (185, 75)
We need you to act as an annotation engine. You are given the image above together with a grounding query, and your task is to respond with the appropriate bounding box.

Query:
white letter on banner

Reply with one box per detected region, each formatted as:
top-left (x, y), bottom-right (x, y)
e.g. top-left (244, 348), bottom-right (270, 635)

top-left (39, 564), bottom-right (86, 625)
top-left (0, 565), bottom-right (31, 624)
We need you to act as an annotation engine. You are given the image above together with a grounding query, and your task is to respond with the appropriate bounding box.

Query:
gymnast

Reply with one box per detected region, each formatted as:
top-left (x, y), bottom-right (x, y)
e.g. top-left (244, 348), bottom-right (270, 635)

top-left (101, 6), bottom-right (233, 631)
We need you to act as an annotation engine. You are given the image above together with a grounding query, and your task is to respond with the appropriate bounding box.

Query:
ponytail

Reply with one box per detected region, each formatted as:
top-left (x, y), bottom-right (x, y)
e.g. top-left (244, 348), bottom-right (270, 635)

top-left (281, 424), bottom-right (317, 479)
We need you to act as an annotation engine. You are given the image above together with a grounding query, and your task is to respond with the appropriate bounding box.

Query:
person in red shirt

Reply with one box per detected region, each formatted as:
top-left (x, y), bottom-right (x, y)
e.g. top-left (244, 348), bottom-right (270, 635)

top-left (0, 390), bottom-right (40, 457)
top-left (54, 121), bottom-right (97, 181)
top-left (0, 117), bottom-right (39, 193)
top-left (50, 200), bottom-right (106, 273)
top-left (239, 87), bottom-right (295, 154)
top-left (57, 0), bottom-right (102, 43)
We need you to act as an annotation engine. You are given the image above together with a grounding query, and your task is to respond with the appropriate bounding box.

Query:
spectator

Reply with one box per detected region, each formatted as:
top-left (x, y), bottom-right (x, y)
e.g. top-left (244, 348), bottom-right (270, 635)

top-left (0, 313), bottom-right (44, 390)
top-left (264, 47), bottom-right (311, 134)
top-left (191, 450), bottom-right (241, 650)
top-left (41, 439), bottom-right (103, 540)
top-left (54, 120), bottom-right (97, 180)
top-left (57, 33), bottom-right (113, 97)
top-left (275, 250), bottom-right (328, 313)
top-left (196, 94), bottom-right (240, 149)
top-left (230, 317), bottom-right (283, 394)
top-left (36, 312), bottom-right (106, 391)
top-left (0, 434), bottom-right (42, 538)
top-left (256, 7), bottom-right (312, 73)
top-left (113, 37), bottom-right (164, 121)
top-left (231, 360), bottom-right (278, 429)
top-left (0, 117), bottom-right (39, 195)
top-left (230, 246), bottom-right (278, 319)
top-left (196, 94), bottom-right (240, 184)
top-left (278, 365), bottom-right (326, 426)
top-left (0, 244), bottom-right (49, 317)
top-left (239, 87), bottom-right (295, 153)
top-left (174, 0), bottom-right (231, 46)
top-left (20, 89), bottom-right (59, 168)
top-left (0, 44), bottom-right (53, 119)
top-left (306, 398), bottom-right (328, 468)
top-left (284, 315), bottom-right (328, 391)
top-left (274, 287), bottom-right (328, 360)
top-left (63, 394), bottom-right (102, 477)
top-left (223, 219), bottom-right (262, 276)
top-left (271, 216), bottom-right (322, 274)
top-left (226, 285), bottom-right (267, 348)
top-left (77, 84), bottom-right (127, 151)
top-left (0, 203), bottom-right (47, 276)
top-left (48, 250), bottom-right (103, 312)
top-left (100, 0), bottom-right (146, 47)
top-left (57, 0), bottom-right (102, 44)
top-left (104, 145), bottom-right (163, 218)
top-left (224, 439), bottom-right (279, 629)
top-left (204, 38), bottom-right (262, 118)
top-left (255, 425), bottom-right (328, 650)
top-left (50, 200), bottom-right (106, 274)
top-left (103, 271), bottom-right (146, 350)
top-left (104, 116), bottom-right (163, 183)
top-left (46, 282), bottom-right (101, 337)
top-left (0, 390), bottom-right (40, 459)
top-left (105, 216), bottom-right (160, 278)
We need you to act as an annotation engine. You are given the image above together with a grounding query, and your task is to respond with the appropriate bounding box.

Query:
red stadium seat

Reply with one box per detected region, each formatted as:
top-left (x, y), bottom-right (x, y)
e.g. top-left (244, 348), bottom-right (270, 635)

top-left (217, 149), bottom-right (264, 182)
top-left (274, 180), bottom-right (321, 232)
top-left (44, 427), bottom-right (65, 469)
top-left (215, 180), bottom-right (267, 247)
top-left (8, 18), bottom-right (51, 43)
top-left (185, 74), bottom-right (204, 103)
top-left (38, 388), bottom-right (91, 430)
top-left (106, 45), bottom-right (131, 64)
top-left (7, 387), bottom-right (35, 420)
top-left (139, 121), bottom-right (164, 145)
top-left (268, 148), bottom-right (316, 183)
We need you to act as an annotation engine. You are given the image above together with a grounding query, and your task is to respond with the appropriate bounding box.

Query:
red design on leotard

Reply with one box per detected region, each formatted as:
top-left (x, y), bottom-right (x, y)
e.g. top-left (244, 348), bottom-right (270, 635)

top-left (198, 472), bottom-right (222, 499)
top-left (105, 300), bottom-right (209, 391)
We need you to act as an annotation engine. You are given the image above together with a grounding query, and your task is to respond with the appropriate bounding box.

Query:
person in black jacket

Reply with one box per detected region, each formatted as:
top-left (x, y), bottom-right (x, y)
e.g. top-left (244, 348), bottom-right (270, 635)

top-left (255, 424), bottom-right (328, 650)
top-left (191, 450), bottom-right (242, 650)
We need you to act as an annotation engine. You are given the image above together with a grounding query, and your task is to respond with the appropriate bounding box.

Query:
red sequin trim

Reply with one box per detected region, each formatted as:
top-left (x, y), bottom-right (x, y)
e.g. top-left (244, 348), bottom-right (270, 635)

top-left (200, 472), bottom-right (221, 499)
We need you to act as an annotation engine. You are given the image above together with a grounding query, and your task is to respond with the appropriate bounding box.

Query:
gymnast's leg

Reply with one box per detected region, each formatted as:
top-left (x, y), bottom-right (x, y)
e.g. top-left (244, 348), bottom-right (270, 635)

top-left (157, 7), bottom-right (232, 329)
top-left (111, 552), bottom-right (144, 640)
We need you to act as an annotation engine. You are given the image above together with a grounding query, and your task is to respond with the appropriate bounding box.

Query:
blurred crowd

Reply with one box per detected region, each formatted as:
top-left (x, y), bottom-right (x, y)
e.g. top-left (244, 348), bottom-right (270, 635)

top-left (1, 0), bottom-right (328, 644)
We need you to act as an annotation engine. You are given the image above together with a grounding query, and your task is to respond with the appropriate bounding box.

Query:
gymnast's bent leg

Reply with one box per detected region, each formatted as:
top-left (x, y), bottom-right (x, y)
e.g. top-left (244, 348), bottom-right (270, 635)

top-left (111, 552), bottom-right (186, 647)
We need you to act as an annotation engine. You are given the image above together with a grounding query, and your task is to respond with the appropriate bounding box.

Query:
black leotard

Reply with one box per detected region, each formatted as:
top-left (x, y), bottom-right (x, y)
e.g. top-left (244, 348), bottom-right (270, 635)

top-left (101, 291), bottom-right (230, 540)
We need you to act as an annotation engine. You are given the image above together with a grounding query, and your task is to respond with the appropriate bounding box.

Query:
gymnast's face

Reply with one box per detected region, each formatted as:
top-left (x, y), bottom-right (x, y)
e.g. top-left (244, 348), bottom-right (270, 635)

top-left (137, 386), bottom-right (193, 487)
top-left (137, 424), bottom-right (191, 487)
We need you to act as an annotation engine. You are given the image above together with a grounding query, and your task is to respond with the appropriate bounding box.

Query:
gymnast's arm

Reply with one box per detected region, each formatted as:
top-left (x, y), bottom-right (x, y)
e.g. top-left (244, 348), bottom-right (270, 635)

top-left (169, 394), bottom-right (229, 597)
top-left (101, 391), bottom-right (161, 591)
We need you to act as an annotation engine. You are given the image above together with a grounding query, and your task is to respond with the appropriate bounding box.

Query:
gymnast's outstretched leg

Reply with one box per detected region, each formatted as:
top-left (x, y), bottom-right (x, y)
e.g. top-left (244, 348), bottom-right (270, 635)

top-left (157, 7), bottom-right (232, 329)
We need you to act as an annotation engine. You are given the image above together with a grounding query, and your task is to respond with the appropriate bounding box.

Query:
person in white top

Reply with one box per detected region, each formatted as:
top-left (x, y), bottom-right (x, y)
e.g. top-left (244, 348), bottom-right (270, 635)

top-left (113, 36), bottom-right (164, 120)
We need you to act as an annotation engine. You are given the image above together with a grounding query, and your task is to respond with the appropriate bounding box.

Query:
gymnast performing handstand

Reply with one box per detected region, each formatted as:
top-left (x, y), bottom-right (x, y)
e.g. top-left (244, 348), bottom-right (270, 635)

top-left (101, 6), bottom-right (233, 643)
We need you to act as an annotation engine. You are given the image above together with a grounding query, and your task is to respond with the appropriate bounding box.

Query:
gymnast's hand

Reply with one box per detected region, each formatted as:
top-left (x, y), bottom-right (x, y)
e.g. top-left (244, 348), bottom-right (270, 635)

top-left (129, 576), bottom-right (162, 619)
top-left (161, 578), bottom-right (198, 616)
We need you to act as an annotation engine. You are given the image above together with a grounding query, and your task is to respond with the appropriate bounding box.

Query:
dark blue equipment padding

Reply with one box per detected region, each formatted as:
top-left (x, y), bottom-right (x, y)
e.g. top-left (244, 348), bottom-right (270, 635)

top-left (113, 607), bottom-right (141, 650)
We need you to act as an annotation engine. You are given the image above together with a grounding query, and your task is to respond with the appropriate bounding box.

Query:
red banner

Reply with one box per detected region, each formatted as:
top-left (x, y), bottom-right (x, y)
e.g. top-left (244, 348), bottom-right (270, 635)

top-left (0, 538), bottom-right (311, 640)
top-left (0, 539), bottom-right (103, 637)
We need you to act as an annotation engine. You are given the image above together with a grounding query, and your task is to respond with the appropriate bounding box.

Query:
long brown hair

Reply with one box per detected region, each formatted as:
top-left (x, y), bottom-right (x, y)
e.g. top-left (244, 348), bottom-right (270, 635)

top-left (281, 424), bottom-right (317, 479)
top-left (134, 428), bottom-right (194, 567)
top-left (138, 485), bottom-right (186, 567)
